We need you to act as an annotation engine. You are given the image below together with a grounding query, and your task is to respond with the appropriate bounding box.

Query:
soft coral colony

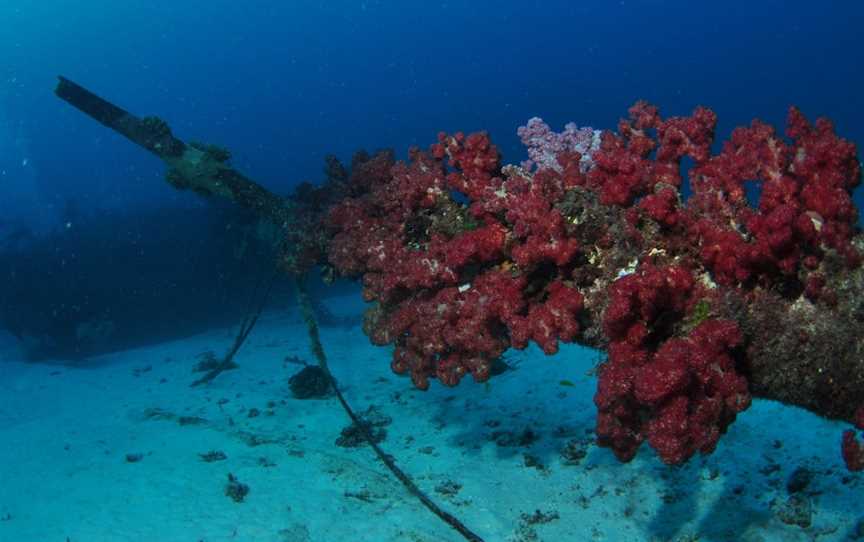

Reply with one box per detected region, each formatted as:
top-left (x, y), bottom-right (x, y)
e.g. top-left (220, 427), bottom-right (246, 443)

top-left (319, 101), bottom-right (864, 471)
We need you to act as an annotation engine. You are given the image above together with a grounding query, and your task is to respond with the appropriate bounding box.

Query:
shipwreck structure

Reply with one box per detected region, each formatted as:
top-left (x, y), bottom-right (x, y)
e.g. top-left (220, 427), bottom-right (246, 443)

top-left (55, 76), bottom-right (864, 473)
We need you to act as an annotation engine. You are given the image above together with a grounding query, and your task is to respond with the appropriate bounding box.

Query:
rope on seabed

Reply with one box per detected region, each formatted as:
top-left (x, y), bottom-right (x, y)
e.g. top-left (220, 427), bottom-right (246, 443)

top-left (294, 276), bottom-right (485, 542)
top-left (191, 267), bottom-right (279, 387)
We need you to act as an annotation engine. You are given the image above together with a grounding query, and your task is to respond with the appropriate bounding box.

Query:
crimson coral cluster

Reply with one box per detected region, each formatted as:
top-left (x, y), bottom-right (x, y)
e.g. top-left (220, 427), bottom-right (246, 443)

top-left (596, 264), bottom-right (750, 464)
top-left (328, 132), bottom-right (585, 390)
top-left (325, 101), bottom-right (862, 468)
top-left (843, 406), bottom-right (864, 471)
top-left (583, 102), bottom-right (860, 465)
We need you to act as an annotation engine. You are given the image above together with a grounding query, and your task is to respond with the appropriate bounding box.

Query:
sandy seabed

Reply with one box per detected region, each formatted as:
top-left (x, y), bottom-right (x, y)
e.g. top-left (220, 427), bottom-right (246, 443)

top-left (0, 295), bottom-right (860, 542)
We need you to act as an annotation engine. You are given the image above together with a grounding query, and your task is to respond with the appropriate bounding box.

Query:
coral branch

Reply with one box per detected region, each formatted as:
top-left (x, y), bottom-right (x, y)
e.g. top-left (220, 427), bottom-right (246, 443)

top-left (324, 102), bottom-right (864, 469)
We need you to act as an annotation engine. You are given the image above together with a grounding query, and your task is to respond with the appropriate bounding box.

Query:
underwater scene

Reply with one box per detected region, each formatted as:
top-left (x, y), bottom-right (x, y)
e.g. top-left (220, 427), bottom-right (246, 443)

top-left (2, 2), bottom-right (864, 541)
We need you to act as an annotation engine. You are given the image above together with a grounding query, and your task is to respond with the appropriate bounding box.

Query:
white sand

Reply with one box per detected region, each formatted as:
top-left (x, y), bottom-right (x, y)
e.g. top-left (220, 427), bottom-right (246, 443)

top-left (0, 296), bottom-right (860, 541)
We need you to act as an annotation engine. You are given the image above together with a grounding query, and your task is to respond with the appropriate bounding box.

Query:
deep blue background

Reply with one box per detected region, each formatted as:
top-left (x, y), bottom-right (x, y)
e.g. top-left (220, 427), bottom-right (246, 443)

top-left (1, 1), bottom-right (863, 358)
top-left (3, 0), bottom-right (862, 228)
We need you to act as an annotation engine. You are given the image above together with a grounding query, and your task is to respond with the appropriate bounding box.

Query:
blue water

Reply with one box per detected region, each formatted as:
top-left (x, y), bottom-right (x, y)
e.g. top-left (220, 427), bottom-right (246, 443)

top-left (4, 1), bottom-right (863, 218)
top-left (1, 1), bottom-right (863, 540)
